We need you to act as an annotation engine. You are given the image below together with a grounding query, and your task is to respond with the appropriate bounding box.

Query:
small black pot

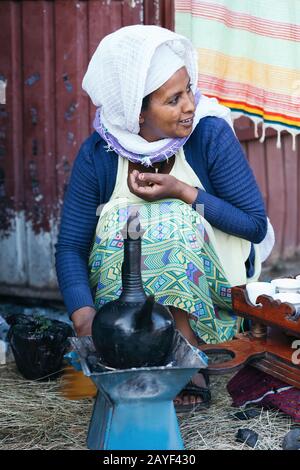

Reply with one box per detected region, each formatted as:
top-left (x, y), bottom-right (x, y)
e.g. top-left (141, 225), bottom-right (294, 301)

top-left (7, 317), bottom-right (73, 381)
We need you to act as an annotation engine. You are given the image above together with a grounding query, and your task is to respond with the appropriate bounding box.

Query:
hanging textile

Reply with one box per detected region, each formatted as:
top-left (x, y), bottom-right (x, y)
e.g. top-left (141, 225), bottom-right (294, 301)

top-left (175, 0), bottom-right (300, 150)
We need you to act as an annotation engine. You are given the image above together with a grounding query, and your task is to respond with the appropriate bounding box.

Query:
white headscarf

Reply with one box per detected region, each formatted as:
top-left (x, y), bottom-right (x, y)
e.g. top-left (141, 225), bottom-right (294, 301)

top-left (144, 42), bottom-right (185, 97)
top-left (82, 25), bottom-right (233, 163)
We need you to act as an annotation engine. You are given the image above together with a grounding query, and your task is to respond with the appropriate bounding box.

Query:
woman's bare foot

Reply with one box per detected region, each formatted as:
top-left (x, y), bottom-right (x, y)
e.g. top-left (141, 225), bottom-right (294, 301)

top-left (169, 307), bottom-right (209, 408)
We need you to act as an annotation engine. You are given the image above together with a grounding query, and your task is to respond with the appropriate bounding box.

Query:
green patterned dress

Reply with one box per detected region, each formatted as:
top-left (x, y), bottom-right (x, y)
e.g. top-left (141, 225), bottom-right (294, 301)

top-left (89, 198), bottom-right (238, 344)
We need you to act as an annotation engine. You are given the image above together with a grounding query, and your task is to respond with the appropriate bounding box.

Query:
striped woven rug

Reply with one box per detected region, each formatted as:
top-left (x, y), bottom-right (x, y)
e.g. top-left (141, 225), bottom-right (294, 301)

top-left (175, 0), bottom-right (300, 149)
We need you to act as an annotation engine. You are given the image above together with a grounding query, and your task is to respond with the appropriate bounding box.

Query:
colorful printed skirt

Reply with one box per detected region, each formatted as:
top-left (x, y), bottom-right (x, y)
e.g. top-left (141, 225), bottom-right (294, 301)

top-left (89, 199), bottom-right (238, 344)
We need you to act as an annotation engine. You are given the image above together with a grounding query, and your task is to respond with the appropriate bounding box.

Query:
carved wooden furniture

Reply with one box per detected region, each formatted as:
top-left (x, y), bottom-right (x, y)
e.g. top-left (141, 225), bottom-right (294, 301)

top-left (199, 285), bottom-right (300, 388)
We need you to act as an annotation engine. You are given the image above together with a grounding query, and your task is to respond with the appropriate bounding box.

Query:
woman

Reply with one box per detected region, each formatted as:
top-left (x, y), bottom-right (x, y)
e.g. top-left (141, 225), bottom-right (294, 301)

top-left (56, 25), bottom-right (269, 412)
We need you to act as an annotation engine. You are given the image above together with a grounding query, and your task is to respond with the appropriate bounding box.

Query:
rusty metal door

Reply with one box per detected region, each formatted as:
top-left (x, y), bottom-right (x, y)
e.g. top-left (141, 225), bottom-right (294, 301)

top-left (0, 0), bottom-right (174, 300)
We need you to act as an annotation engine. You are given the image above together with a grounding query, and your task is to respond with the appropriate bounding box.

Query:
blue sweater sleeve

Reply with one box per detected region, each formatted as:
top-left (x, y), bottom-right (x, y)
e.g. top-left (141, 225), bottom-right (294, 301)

top-left (192, 119), bottom-right (267, 244)
top-left (55, 139), bottom-right (101, 317)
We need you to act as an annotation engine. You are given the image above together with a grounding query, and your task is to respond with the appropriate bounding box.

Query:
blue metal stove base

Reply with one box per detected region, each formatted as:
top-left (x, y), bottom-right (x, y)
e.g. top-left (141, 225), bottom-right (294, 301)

top-left (87, 392), bottom-right (184, 450)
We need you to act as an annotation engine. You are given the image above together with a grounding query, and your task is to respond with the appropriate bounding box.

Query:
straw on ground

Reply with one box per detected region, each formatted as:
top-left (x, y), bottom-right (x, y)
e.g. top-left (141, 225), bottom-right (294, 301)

top-left (0, 364), bottom-right (292, 450)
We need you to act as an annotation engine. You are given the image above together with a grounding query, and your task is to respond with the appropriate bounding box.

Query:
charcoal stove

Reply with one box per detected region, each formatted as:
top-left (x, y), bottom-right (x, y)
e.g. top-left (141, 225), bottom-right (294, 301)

top-left (69, 331), bottom-right (207, 450)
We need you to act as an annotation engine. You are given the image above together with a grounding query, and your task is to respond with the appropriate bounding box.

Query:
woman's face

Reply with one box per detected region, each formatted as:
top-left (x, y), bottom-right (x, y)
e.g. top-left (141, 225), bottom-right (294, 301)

top-left (139, 67), bottom-right (195, 142)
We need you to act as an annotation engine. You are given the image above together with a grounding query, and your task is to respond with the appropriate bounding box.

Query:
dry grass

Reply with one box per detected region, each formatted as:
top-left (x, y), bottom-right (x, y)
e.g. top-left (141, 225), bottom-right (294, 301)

top-left (0, 364), bottom-right (92, 450)
top-left (0, 364), bottom-right (292, 450)
top-left (179, 374), bottom-right (292, 450)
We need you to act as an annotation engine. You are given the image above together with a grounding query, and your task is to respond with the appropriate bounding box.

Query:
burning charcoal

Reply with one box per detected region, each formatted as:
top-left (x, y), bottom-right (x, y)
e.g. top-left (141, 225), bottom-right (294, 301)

top-left (282, 428), bottom-right (300, 450)
top-left (87, 355), bottom-right (98, 366)
top-left (235, 428), bottom-right (259, 448)
top-left (232, 408), bottom-right (261, 421)
top-left (86, 355), bottom-right (103, 372)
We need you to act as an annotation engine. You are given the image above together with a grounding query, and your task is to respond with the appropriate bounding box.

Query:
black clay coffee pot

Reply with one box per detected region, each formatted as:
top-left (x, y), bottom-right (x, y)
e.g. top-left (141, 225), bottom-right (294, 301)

top-left (91, 212), bottom-right (175, 369)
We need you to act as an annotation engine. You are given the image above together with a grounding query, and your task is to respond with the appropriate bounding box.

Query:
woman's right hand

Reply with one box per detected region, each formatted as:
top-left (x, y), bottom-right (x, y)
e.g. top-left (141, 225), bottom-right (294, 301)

top-left (128, 170), bottom-right (197, 203)
top-left (71, 306), bottom-right (96, 336)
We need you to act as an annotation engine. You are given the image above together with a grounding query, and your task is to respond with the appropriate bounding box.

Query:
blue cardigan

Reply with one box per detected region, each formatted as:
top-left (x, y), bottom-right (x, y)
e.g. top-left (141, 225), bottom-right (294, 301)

top-left (55, 117), bottom-right (267, 317)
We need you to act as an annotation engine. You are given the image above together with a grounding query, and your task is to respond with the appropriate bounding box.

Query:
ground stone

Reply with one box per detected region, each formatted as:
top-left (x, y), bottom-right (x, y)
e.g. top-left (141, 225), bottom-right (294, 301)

top-left (235, 428), bottom-right (259, 448)
top-left (282, 428), bottom-right (300, 450)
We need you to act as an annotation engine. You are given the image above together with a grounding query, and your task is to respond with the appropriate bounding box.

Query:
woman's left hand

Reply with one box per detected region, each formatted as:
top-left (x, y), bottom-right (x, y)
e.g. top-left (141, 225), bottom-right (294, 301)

top-left (128, 170), bottom-right (198, 203)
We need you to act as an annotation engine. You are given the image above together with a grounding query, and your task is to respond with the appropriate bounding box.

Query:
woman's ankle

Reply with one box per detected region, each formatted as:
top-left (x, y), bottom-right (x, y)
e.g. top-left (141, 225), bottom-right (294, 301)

top-left (169, 306), bottom-right (199, 347)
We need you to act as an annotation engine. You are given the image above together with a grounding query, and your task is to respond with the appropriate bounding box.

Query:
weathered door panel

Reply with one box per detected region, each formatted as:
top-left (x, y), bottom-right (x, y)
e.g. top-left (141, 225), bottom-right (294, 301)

top-left (0, 0), bottom-right (170, 298)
